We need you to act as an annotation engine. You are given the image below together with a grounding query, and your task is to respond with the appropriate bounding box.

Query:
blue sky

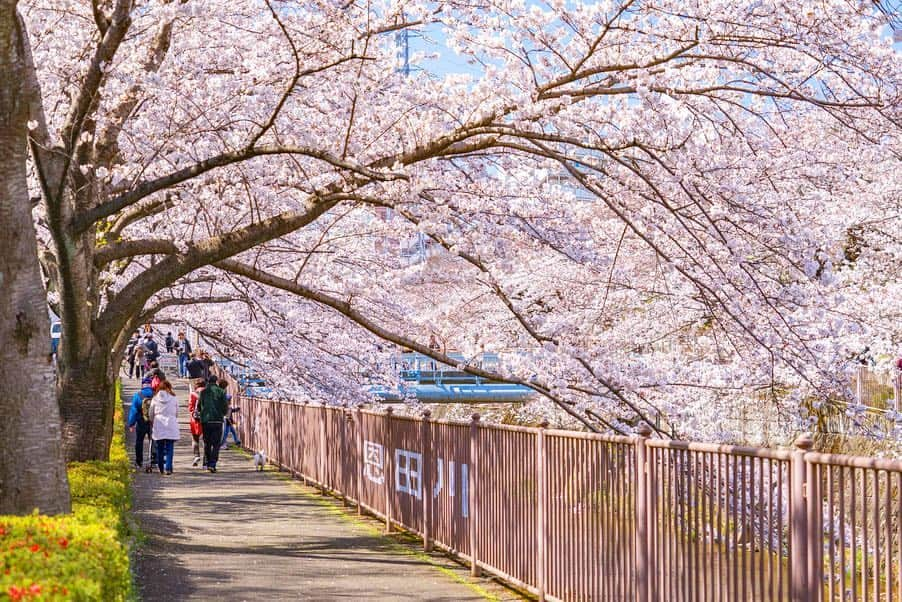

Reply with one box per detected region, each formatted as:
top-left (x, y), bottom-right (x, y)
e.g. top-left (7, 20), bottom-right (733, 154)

top-left (400, 22), bottom-right (484, 78)
top-left (402, 5), bottom-right (901, 79)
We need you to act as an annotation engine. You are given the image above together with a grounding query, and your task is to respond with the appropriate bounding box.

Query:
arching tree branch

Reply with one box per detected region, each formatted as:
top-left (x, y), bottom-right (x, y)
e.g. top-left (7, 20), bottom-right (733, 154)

top-left (93, 238), bottom-right (178, 267)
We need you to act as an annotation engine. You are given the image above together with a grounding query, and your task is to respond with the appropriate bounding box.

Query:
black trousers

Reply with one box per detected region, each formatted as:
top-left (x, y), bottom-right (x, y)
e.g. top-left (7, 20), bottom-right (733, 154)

top-left (134, 422), bottom-right (155, 466)
top-left (202, 422), bottom-right (224, 468)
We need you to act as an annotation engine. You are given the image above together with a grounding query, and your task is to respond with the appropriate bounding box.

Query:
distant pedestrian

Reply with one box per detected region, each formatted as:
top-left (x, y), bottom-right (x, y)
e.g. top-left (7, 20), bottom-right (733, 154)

top-left (134, 345), bottom-right (145, 379)
top-left (147, 362), bottom-right (165, 392)
top-left (126, 333), bottom-right (139, 378)
top-left (220, 379), bottom-right (241, 449)
top-left (177, 332), bottom-right (192, 377)
top-left (201, 352), bottom-right (214, 381)
top-left (165, 332), bottom-right (175, 354)
top-left (186, 351), bottom-right (206, 379)
top-left (143, 334), bottom-right (160, 366)
top-left (149, 380), bottom-right (180, 475)
top-left (188, 379), bottom-right (205, 467)
top-left (198, 375), bottom-right (228, 473)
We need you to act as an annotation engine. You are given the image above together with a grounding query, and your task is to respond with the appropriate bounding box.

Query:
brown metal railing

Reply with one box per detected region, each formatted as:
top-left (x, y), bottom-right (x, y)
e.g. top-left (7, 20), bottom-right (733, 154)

top-left (237, 396), bottom-right (902, 601)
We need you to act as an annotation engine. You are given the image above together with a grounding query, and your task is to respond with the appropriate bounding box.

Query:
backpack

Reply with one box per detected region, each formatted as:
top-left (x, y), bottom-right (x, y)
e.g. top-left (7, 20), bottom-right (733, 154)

top-left (141, 392), bottom-right (153, 423)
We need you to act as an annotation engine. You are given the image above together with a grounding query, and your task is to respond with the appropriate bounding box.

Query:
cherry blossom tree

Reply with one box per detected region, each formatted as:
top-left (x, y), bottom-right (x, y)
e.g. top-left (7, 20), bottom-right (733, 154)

top-left (18, 0), bottom-right (901, 464)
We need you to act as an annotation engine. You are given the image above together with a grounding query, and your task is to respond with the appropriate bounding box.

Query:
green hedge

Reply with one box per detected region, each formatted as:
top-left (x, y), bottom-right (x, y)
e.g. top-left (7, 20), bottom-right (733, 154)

top-left (0, 382), bottom-right (133, 601)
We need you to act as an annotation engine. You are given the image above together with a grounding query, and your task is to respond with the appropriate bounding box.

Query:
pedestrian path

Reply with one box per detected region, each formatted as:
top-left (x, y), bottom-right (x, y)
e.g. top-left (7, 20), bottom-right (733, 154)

top-left (123, 380), bottom-right (496, 601)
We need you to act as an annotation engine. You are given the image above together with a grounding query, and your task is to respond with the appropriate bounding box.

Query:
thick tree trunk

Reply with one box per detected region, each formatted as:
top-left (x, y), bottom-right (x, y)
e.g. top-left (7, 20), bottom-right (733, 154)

top-left (58, 347), bottom-right (116, 461)
top-left (58, 303), bottom-right (156, 460)
top-left (55, 270), bottom-right (120, 461)
top-left (55, 231), bottom-right (152, 460)
top-left (55, 208), bottom-right (134, 461)
top-left (0, 4), bottom-right (70, 514)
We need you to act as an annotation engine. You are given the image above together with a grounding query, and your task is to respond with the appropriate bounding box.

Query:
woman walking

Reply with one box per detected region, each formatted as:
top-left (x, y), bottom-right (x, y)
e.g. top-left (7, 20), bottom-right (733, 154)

top-left (134, 345), bottom-right (145, 380)
top-left (149, 380), bottom-right (180, 475)
top-left (188, 379), bottom-right (205, 467)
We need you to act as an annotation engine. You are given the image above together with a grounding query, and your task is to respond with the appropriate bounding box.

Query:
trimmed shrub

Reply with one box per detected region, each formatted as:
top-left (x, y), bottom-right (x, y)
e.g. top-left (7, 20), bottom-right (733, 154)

top-left (0, 513), bottom-right (129, 600)
top-left (0, 383), bottom-right (133, 600)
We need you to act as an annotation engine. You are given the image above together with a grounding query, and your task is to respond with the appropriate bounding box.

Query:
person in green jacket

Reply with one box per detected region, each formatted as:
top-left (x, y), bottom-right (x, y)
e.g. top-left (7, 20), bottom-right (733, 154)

top-left (198, 375), bottom-right (229, 472)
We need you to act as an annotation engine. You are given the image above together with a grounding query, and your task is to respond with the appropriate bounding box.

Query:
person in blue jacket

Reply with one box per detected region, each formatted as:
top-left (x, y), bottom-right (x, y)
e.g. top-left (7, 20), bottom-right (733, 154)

top-left (143, 334), bottom-right (160, 364)
top-left (128, 379), bottom-right (156, 471)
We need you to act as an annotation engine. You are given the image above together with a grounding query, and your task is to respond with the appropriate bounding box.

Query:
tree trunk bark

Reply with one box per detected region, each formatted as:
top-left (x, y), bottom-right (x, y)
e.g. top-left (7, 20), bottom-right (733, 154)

top-left (58, 347), bottom-right (116, 461)
top-left (55, 227), bottom-right (131, 461)
top-left (53, 180), bottom-right (111, 461)
top-left (55, 239), bottom-right (148, 460)
top-left (55, 243), bottom-right (116, 461)
top-left (0, 4), bottom-right (71, 514)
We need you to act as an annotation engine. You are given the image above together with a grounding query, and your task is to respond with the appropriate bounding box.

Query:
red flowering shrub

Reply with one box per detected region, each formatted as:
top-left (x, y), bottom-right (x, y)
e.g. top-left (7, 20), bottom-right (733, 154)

top-left (0, 513), bottom-right (128, 600)
top-left (0, 392), bottom-right (132, 600)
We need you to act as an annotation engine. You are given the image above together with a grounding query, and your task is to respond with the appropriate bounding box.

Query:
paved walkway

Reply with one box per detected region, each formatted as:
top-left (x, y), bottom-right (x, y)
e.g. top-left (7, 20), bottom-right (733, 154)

top-left (124, 380), bottom-right (496, 601)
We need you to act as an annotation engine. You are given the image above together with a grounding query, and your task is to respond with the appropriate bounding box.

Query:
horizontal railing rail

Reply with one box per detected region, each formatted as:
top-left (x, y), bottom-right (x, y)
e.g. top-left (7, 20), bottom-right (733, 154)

top-left (645, 438), bottom-right (794, 461)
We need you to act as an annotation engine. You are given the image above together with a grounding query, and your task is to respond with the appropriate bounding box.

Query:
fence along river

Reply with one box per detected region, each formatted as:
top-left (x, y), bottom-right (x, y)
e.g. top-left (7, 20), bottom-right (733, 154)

top-left (237, 396), bottom-right (902, 602)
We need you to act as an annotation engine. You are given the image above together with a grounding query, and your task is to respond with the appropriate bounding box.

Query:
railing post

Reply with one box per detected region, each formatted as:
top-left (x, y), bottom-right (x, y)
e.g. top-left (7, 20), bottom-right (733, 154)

top-left (301, 401), bottom-right (309, 485)
top-left (319, 405), bottom-right (327, 495)
top-left (384, 407), bottom-right (394, 534)
top-left (422, 409), bottom-right (432, 552)
top-left (790, 433), bottom-right (813, 602)
top-left (536, 420), bottom-right (549, 602)
top-left (635, 424), bottom-right (652, 602)
top-left (269, 401), bottom-right (274, 468)
top-left (469, 413), bottom-right (481, 577)
top-left (356, 407), bottom-right (364, 515)
top-left (343, 406), bottom-right (351, 507)
top-left (277, 401), bottom-right (284, 472)
top-left (648, 431), bottom-right (658, 602)
top-left (302, 403), bottom-right (309, 479)
top-left (806, 446), bottom-right (823, 602)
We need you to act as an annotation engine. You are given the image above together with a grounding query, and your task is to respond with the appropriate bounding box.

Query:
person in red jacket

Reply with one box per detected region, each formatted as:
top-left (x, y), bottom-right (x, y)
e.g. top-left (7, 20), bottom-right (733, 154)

top-left (188, 379), bottom-right (205, 467)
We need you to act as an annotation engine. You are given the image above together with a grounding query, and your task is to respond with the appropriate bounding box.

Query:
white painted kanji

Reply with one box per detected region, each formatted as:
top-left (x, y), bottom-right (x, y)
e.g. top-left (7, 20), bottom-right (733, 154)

top-left (432, 457), bottom-right (469, 518)
top-left (363, 440), bottom-right (385, 484)
top-left (395, 449), bottom-right (423, 498)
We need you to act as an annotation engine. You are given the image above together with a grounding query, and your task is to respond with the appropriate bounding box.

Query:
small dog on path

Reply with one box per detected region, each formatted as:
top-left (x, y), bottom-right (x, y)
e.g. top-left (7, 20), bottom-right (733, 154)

top-left (253, 450), bottom-right (266, 471)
